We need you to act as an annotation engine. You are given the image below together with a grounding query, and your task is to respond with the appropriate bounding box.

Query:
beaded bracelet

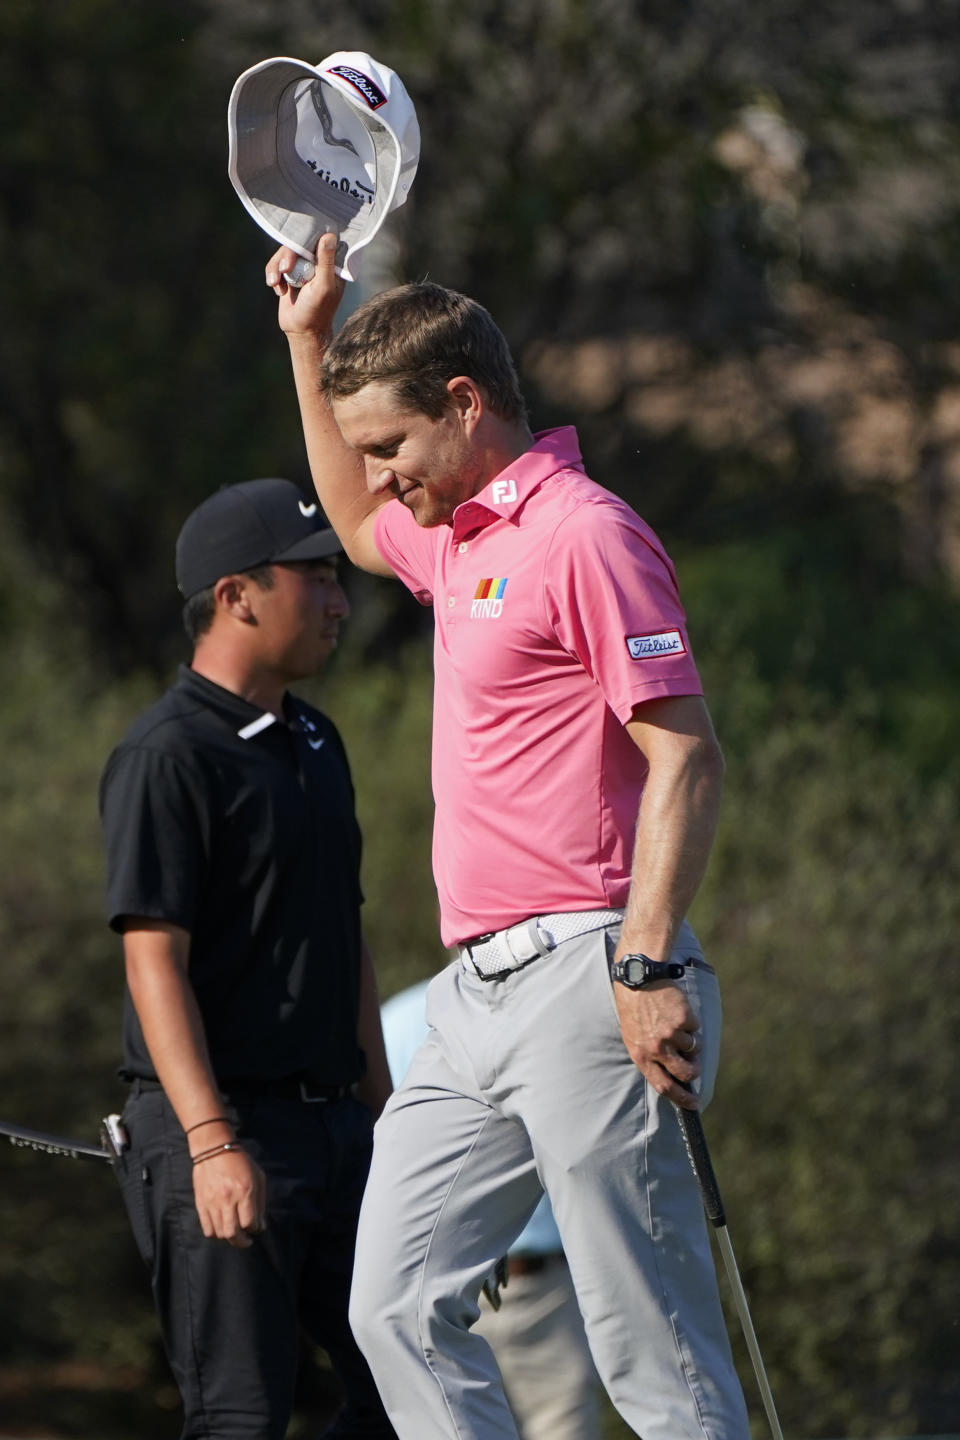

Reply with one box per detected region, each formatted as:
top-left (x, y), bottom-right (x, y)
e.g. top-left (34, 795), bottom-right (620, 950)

top-left (191, 1141), bottom-right (244, 1167)
top-left (184, 1116), bottom-right (230, 1136)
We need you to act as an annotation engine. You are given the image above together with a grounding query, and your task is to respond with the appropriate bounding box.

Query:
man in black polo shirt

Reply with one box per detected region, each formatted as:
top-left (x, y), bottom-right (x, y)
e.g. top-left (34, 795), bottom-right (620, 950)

top-left (99, 478), bottom-right (396, 1440)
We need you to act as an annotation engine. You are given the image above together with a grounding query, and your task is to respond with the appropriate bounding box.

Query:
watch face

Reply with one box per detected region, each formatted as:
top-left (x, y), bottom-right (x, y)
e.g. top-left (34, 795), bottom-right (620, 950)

top-left (623, 957), bottom-right (647, 985)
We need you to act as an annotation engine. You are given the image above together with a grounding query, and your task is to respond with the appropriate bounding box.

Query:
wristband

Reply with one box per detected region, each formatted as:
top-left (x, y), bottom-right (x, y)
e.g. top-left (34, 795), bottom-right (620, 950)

top-left (185, 1116), bottom-right (230, 1136)
top-left (191, 1141), bottom-right (244, 1167)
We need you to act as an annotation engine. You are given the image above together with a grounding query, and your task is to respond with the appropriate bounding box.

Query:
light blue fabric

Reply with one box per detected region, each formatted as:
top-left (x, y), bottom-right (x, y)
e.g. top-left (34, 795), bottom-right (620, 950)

top-left (381, 977), bottom-right (563, 1257)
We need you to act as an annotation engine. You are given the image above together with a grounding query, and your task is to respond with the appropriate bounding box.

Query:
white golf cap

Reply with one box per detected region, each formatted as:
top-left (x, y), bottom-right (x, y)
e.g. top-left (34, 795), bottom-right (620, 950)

top-left (227, 50), bottom-right (420, 281)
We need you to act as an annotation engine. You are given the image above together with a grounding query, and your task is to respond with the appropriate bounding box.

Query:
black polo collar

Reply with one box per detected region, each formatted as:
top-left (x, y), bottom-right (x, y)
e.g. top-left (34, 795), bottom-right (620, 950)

top-left (174, 665), bottom-right (290, 739)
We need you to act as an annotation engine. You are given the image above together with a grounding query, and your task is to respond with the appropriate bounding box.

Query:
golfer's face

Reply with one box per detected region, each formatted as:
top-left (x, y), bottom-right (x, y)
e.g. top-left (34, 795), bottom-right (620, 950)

top-left (333, 381), bottom-right (482, 527)
top-left (250, 560), bottom-right (349, 678)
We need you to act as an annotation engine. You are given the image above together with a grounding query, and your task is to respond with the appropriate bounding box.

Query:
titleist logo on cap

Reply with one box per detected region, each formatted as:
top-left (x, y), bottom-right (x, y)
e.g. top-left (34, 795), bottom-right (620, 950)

top-left (329, 65), bottom-right (387, 109)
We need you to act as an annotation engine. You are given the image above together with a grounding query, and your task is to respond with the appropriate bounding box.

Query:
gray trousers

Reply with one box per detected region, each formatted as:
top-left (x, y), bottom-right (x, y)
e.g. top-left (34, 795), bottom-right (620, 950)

top-left (349, 920), bottom-right (749, 1440)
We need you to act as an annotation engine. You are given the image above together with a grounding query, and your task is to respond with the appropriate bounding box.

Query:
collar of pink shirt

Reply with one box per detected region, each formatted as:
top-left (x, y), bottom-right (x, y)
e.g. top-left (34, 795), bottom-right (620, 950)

top-left (449, 426), bottom-right (585, 541)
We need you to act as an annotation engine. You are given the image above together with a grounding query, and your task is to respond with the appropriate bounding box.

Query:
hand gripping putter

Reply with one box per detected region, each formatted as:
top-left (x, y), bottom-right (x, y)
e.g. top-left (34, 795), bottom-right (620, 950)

top-left (674, 1102), bottom-right (786, 1440)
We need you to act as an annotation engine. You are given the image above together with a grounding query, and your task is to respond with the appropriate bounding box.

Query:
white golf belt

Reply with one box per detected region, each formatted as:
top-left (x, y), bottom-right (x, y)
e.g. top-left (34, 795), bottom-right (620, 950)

top-left (458, 909), bottom-right (624, 980)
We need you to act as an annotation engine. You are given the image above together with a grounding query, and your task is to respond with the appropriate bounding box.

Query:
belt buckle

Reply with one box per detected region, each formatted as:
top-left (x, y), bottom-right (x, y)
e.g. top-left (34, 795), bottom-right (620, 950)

top-left (460, 934), bottom-right (494, 979)
top-left (299, 1080), bottom-right (330, 1103)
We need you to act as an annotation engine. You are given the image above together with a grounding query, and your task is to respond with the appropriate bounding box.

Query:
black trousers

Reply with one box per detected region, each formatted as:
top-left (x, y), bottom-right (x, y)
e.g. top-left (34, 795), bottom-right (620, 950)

top-left (118, 1085), bottom-right (396, 1440)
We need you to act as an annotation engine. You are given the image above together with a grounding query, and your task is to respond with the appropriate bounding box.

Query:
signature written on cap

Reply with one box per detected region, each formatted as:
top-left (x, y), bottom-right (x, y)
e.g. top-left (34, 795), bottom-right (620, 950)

top-left (304, 160), bottom-right (374, 203)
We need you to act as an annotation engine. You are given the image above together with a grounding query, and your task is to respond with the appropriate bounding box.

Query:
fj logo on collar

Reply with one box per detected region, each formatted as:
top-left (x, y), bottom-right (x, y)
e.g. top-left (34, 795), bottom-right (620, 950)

top-left (626, 629), bottom-right (686, 659)
top-left (490, 479), bottom-right (517, 505)
top-left (298, 500), bottom-right (318, 517)
top-left (471, 578), bottom-right (508, 619)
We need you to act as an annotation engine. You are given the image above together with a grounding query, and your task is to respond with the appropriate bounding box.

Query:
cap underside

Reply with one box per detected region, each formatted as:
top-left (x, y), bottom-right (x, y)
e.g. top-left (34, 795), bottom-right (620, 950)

top-left (235, 64), bottom-right (395, 255)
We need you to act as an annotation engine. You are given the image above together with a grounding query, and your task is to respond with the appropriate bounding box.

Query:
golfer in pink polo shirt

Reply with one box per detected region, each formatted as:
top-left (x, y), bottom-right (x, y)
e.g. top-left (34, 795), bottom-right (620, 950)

top-left (267, 234), bottom-right (750, 1440)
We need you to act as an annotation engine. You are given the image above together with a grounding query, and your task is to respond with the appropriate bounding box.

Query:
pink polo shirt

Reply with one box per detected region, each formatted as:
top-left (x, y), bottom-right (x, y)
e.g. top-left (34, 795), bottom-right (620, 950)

top-left (373, 427), bottom-right (703, 947)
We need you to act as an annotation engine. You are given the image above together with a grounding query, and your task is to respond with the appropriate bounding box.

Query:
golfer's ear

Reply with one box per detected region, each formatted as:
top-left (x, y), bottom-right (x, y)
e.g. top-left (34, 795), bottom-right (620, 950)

top-left (215, 574), bottom-right (254, 620)
top-left (446, 375), bottom-right (483, 427)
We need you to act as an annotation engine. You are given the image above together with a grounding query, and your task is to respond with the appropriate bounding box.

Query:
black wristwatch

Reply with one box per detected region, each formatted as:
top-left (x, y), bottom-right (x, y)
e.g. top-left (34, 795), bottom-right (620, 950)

top-left (611, 954), bottom-right (686, 989)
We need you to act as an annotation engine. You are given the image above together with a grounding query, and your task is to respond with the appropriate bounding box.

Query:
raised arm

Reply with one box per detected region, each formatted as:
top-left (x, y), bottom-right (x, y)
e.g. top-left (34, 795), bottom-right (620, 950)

top-left (267, 235), bottom-right (394, 576)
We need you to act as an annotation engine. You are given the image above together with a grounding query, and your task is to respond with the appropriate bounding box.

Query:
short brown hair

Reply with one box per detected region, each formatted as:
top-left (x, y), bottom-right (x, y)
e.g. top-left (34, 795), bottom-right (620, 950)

top-left (321, 282), bottom-right (527, 422)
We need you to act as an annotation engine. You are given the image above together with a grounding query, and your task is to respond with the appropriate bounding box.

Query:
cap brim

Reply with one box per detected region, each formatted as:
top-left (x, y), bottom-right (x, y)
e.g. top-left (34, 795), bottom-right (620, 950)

top-left (273, 527), bottom-right (344, 564)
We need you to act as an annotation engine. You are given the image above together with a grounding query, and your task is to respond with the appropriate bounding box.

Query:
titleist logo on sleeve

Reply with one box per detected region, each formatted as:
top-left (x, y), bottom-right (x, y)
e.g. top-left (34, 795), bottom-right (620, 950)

top-left (625, 629), bottom-right (686, 660)
top-left (328, 66), bottom-right (387, 109)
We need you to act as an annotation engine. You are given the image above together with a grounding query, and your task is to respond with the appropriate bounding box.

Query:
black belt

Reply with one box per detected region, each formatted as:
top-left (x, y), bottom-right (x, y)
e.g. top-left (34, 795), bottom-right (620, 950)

top-left (132, 1076), bottom-right (354, 1104)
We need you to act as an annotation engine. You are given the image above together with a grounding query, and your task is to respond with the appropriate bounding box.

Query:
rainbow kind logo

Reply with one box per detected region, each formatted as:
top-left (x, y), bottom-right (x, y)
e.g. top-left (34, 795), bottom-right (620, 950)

top-left (471, 577), bottom-right (508, 619)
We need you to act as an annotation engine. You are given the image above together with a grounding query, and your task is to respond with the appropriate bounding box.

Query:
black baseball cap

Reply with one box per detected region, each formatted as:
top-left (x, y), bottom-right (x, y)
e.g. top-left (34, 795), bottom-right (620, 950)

top-left (175, 478), bottom-right (343, 598)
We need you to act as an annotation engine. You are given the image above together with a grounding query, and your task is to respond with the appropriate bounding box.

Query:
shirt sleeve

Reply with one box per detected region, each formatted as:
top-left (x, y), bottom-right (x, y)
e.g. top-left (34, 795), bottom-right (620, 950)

top-left (544, 502), bottom-right (703, 723)
top-left (99, 745), bottom-right (210, 933)
top-left (373, 501), bottom-right (439, 605)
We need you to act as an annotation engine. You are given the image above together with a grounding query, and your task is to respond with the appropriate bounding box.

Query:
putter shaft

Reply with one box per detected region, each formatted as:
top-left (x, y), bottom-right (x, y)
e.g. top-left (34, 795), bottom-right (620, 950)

top-left (715, 1224), bottom-right (785, 1440)
top-left (675, 1105), bottom-right (785, 1440)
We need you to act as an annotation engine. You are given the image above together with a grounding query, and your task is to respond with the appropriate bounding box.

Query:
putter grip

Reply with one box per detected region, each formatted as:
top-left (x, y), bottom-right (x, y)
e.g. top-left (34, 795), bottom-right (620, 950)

top-left (676, 1107), bottom-right (726, 1228)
